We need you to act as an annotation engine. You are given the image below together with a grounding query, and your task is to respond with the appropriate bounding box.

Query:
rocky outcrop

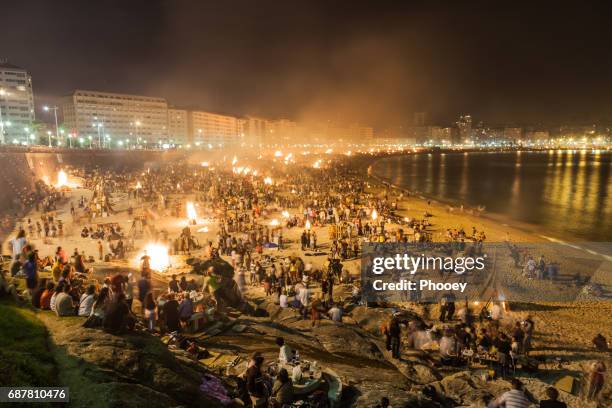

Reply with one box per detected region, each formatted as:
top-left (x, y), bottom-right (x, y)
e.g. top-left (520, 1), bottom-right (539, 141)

top-left (38, 313), bottom-right (228, 408)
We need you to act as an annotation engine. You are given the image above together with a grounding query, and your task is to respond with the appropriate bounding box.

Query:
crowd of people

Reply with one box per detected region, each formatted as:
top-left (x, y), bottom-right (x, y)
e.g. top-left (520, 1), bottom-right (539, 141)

top-left (0, 155), bottom-right (609, 408)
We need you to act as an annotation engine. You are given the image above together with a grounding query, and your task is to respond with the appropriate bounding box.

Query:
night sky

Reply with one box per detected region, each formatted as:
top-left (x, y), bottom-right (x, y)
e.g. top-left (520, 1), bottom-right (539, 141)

top-left (3, 0), bottom-right (612, 126)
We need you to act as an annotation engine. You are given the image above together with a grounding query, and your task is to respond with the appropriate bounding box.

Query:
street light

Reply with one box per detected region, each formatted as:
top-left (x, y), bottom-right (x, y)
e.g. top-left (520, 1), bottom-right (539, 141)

top-left (43, 105), bottom-right (59, 147)
top-left (92, 122), bottom-right (103, 148)
top-left (0, 88), bottom-right (13, 144)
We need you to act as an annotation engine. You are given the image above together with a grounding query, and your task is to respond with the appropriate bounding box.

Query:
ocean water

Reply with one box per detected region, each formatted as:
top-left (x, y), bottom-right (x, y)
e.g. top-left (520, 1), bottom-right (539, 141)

top-left (372, 150), bottom-right (612, 241)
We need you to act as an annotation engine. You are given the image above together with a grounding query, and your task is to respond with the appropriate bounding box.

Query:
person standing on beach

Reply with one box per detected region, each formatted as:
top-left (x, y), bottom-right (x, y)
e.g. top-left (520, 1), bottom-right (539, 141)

top-left (9, 229), bottom-right (27, 275)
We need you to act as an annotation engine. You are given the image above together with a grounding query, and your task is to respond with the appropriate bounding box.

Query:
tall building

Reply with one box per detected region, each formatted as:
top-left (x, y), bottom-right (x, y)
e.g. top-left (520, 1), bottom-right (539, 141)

top-left (503, 127), bottom-right (522, 142)
top-left (244, 116), bottom-right (270, 145)
top-left (430, 126), bottom-right (454, 145)
top-left (189, 110), bottom-right (240, 147)
top-left (167, 108), bottom-right (189, 146)
top-left (269, 119), bottom-right (298, 143)
top-left (0, 61), bottom-right (35, 144)
top-left (456, 114), bottom-right (472, 143)
top-left (62, 90), bottom-right (168, 147)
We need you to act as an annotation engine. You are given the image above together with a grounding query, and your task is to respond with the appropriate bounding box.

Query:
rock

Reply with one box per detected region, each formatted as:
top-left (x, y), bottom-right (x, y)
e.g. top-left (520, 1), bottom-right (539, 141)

top-left (38, 313), bottom-right (228, 408)
top-left (423, 371), bottom-right (496, 407)
top-left (413, 363), bottom-right (442, 384)
top-left (311, 324), bottom-right (383, 359)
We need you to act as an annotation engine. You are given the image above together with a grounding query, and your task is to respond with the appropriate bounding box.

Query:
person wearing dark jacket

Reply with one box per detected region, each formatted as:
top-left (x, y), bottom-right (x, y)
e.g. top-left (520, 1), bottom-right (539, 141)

top-left (539, 387), bottom-right (567, 408)
top-left (163, 293), bottom-right (181, 332)
top-left (494, 333), bottom-right (512, 378)
top-left (168, 274), bottom-right (180, 293)
top-left (246, 355), bottom-right (268, 407)
top-left (23, 252), bottom-right (38, 295)
top-left (271, 368), bottom-right (293, 407)
top-left (388, 315), bottom-right (402, 359)
top-left (103, 293), bottom-right (135, 333)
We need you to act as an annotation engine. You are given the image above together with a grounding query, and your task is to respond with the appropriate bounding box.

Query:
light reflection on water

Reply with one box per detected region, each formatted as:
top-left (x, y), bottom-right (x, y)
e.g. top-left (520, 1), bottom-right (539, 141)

top-left (373, 151), bottom-right (611, 240)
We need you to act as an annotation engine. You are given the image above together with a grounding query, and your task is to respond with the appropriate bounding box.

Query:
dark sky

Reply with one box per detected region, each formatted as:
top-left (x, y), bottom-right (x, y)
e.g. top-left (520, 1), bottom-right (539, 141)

top-left (3, 0), bottom-right (612, 126)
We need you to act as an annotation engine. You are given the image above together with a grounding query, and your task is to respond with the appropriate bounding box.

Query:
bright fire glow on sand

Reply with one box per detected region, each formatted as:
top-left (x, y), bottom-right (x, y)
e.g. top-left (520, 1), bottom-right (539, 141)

top-left (137, 243), bottom-right (170, 271)
top-left (55, 170), bottom-right (79, 188)
top-left (186, 201), bottom-right (198, 221)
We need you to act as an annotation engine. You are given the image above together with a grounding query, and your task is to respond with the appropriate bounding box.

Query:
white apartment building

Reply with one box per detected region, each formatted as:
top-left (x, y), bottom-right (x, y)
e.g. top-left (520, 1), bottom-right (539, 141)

top-left (62, 90), bottom-right (168, 147)
top-left (269, 119), bottom-right (298, 143)
top-left (0, 61), bottom-right (35, 144)
top-left (244, 116), bottom-right (270, 146)
top-left (167, 108), bottom-right (189, 145)
top-left (189, 110), bottom-right (240, 146)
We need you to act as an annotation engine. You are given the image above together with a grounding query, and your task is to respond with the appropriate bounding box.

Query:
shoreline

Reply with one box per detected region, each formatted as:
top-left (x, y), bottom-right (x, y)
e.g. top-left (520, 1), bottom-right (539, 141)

top-left (366, 153), bottom-right (607, 245)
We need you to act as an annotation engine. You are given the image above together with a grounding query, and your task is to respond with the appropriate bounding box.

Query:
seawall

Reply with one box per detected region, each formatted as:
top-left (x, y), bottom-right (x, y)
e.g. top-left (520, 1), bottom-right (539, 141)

top-left (0, 147), bottom-right (184, 213)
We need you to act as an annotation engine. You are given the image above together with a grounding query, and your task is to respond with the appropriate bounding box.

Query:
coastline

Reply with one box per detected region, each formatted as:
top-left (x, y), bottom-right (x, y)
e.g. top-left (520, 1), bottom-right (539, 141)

top-left (365, 152), bottom-right (607, 246)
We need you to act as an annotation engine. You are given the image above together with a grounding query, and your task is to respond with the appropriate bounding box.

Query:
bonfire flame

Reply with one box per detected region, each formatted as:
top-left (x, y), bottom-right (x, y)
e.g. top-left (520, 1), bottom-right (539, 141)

top-left (186, 201), bottom-right (198, 222)
top-left (138, 243), bottom-right (170, 271)
top-left (55, 169), bottom-right (79, 188)
top-left (371, 208), bottom-right (378, 221)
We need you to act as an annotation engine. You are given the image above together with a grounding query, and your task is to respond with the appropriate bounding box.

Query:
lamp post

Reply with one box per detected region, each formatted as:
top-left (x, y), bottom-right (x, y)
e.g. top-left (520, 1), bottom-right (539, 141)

top-left (135, 120), bottom-right (141, 148)
top-left (0, 88), bottom-right (6, 144)
top-left (43, 105), bottom-right (59, 147)
top-left (92, 122), bottom-right (103, 148)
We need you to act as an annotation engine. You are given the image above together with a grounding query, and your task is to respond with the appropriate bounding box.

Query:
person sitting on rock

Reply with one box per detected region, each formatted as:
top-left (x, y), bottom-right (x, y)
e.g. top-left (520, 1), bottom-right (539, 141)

top-left (374, 397), bottom-right (390, 408)
top-left (103, 293), bottom-right (136, 333)
top-left (592, 333), bottom-right (608, 351)
top-left (163, 293), bottom-right (181, 333)
top-left (488, 378), bottom-right (530, 408)
top-left (168, 274), bottom-right (180, 293)
top-left (539, 387), bottom-right (566, 408)
top-left (328, 302), bottom-right (343, 322)
top-left (78, 285), bottom-right (96, 317)
top-left (270, 368), bottom-right (293, 408)
top-left (276, 337), bottom-right (293, 364)
top-left (439, 328), bottom-right (458, 365)
top-left (178, 294), bottom-right (193, 326)
top-left (39, 281), bottom-right (55, 310)
top-left (55, 284), bottom-right (76, 316)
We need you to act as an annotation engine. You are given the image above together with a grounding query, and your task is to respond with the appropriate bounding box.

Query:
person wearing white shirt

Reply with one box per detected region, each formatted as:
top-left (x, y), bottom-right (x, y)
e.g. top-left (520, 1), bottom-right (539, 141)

top-left (78, 285), bottom-right (96, 316)
top-left (491, 303), bottom-right (503, 321)
top-left (299, 286), bottom-right (310, 308)
top-left (50, 289), bottom-right (60, 312)
top-left (276, 337), bottom-right (293, 363)
top-left (9, 230), bottom-right (27, 273)
top-left (279, 292), bottom-right (288, 308)
top-left (328, 304), bottom-right (343, 322)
